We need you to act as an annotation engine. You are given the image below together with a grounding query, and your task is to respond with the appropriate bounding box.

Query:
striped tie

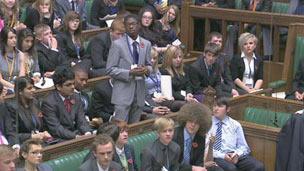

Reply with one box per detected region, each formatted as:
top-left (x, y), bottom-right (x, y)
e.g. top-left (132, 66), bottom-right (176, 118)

top-left (183, 137), bottom-right (192, 164)
top-left (214, 121), bottom-right (223, 151)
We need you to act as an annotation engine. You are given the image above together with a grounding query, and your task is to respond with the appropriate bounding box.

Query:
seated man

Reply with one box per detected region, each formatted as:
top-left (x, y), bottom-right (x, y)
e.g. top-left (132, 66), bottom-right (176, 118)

top-left (189, 42), bottom-right (223, 97)
top-left (173, 103), bottom-right (223, 171)
top-left (41, 66), bottom-right (91, 140)
top-left (286, 58), bottom-right (304, 101)
top-left (79, 134), bottom-right (123, 171)
top-left (206, 98), bottom-right (265, 171)
top-left (0, 144), bottom-right (17, 171)
top-left (141, 117), bottom-right (180, 171)
top-left (87, 18), bottom-right (125, 78)
top-left (34, 24), bottom-right (68, 78)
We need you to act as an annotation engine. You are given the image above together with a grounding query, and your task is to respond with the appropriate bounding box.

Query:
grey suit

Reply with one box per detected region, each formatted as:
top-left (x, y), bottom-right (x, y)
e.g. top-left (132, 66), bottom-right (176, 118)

top-left (106, 34), bottom-right (152, 123)
top-left (78, 158), bottom-right (123, 171)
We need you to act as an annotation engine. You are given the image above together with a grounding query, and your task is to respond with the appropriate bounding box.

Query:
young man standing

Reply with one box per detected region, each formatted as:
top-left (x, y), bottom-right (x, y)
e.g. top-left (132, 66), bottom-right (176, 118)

top-left (206, 98), bottom-right (265, 171)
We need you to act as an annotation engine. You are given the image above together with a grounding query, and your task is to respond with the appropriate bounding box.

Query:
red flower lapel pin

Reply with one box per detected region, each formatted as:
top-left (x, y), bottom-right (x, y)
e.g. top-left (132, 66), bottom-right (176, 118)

top-left (192, 142), bottom-right (198, 148)
top-left (140, 42), bottom-right (145, 48)
top-left (127, 158), bottom-right (133, 164)
top-left (70, 99), bottom-right (75, 105)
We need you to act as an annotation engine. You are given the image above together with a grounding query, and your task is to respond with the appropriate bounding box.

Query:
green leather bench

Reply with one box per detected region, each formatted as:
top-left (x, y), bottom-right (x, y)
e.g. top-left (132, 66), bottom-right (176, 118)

top-left (272, 2), bottom-right (289, 14)
top-left (244, 107), bottom-right (292, 128)
top-left (44, 131), bottom-right (157, 171)
top-left (124, 0), bottom-right (145, 7)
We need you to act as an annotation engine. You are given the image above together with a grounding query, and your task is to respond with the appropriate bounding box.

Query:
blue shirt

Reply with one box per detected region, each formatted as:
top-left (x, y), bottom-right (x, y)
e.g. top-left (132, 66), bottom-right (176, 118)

top-left (205, 116), bottom-right (251, 159)
top-left (183, 128), bottom-right (194, 163)
top-left (145, 71), bottom-right (161, 96)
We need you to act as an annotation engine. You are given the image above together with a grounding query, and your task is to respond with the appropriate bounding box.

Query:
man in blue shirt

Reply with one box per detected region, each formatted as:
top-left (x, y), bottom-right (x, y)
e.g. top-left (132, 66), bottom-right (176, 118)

top-left (206, 98), bottom-right (265, 171)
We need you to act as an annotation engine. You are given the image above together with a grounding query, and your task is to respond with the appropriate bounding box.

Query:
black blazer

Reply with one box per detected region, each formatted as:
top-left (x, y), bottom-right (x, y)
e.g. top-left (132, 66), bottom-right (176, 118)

top-left (173, 126), bottom-right (205, 170)
top-left (36, 42), bottom-right (68, 73)
top-left (189, 57), bottom-right (222, 96)
top-left (113, 144), bottom-right (138, 171)
top-left (7, 99), bottom-right (44, 143)
top-left (24, 6), bottom-right (56, 31)
top-left (291, 59), bottom-right (304, 93)
top-left (230, 55), bottom-right (263, 87)
top-left (41, 91), bottom-right (91, 140)
top-left (0, 103), bottom-right (17, 145)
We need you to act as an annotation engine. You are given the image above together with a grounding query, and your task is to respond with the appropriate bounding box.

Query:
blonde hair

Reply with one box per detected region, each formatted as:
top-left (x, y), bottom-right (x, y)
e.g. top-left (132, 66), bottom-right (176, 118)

top-left (154, 117), bottom-right (175, 133)
top-left (151, 47), bottom-right (159, 71)
top-left (162, 45), bottom-right (184, 77)
top-left (165, 5), bottom-right (180, 35)
top-left (238, 32), bottom-right (258, 50)
top-left (0, 0), bottom-right (19, 28)
top-left (32, 0), bottom-right (54, 19)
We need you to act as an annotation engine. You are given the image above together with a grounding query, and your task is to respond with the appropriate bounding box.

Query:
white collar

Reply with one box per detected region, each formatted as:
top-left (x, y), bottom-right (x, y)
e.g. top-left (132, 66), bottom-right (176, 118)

top-left (241, 52), bottom-right (257, 59)
top-left (115, 146), bottom-right (125, 156)
top-left (97, 161), bottom-right (109, 171)
top-left (127, 34), bottom-right (140, 45)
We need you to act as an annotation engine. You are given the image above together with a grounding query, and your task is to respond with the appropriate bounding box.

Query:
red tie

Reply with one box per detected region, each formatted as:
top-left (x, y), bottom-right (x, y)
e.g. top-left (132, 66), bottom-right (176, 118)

top-left (64, 99), bottom-right (72, 113)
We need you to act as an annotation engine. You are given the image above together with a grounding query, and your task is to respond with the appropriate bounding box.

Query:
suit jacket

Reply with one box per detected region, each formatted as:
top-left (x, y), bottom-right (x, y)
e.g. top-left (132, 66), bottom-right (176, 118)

top-left (113, 144), bottom-right (138, 171)
top-left (79, 158), bottom-right (123, 171)
top-left (24, 6), bottom-right (56, 31)
top-left (0, 103), bottom-right (17, 145)
top-left (141, 138), bottom-right (180, 171)
top-left (87, 32), bottom-right (111, 77)
top-left (275, 114), bottom-right (304, 171)
top-left (89, 80), bottom-right (114, 121)
top-left (106, 34), bottom-right (152, 107)
top-left (54, 0), bottom-right (87, 22)
top-left (291, 59), bottom-right (304, 93)
top-left (36, 42), bottom-right (68, 73)
top-left (173, 126), bottom-right (205, 171)
top-left (230, 55), bottom-right (263, 88)
top-left (217, 53), bottom-right (235, 96)
top-left (16, 163), bottom-right (53, 171)
top-left (7, 99), bottom-right (44, 143)
top-left (41, 91), bottom-right (91, 140)
top-left (90, 0), bottom-right (124, 27)
top-left (242, 0), bottom-right (272, 12)
top-left (189, 57), bottom-right (222, 96)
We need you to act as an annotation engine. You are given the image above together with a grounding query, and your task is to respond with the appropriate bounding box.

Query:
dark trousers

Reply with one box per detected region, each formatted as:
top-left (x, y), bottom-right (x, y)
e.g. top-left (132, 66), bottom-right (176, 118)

top-left (214, 155), bottom-right (265, 171)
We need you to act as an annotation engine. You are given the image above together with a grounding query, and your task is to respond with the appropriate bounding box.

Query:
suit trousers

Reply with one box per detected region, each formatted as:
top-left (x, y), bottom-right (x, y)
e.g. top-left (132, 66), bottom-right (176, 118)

top-left (214, 155), bottom-right (265, 171)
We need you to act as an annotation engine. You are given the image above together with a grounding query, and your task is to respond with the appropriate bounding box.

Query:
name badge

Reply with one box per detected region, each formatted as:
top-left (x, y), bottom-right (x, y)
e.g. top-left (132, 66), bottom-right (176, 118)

top-left (161, 167), bottom-right (168, 171)
top-left (131, 64), bottom-right (138, 69)
top-left (154, 92), bottom-right (162, 98)
top-left (181, 90), bottom-right (186, 97)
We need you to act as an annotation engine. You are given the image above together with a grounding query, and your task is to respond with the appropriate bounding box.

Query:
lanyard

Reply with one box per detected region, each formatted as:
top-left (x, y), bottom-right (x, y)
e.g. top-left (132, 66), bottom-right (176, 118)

top-left (75, 44), bottom-right (81, 60)
top-left (149, 73), bottom-right (161, 92)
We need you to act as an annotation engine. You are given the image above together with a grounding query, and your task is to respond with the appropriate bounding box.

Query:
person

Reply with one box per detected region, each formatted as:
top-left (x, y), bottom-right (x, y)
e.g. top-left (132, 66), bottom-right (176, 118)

top-left (0, 27), bottom-right (26, 93)
top-left (34, 24), bottom-right (68, 78)
top-left (145, 47), bottom-right (183, 114)
top-left (144, 0), bottom-right (168, 20)
top-left (86, 18), bottom-right (125, 77)
top-left (195, 0), bottom-right (234, 8)
top-left (286, 58), bottom-right (304, 100)
top-left (7, 77), bottom-right (52, 143)
top-left (90, 0), bottom-right (125, 28)
top-left (41, 66), bottom-right (92, 140)
top-left (230, 33), bottom-right (263, 95)
top-left (57, 11), bottom-right (88, 67)
top-left (189, 42), bottom-right (223, 98)
top-left (106, 14), bottom-right (152, 124)
top-left (173, 103), bottom-right (224, 171)
top-left (17, 29), bottom-right (40, 81)
top-left (0, 144), bottom-right (17, 171)
top-left (78, 134), bottom-right (123, 171)
top-left (0, 0), bottom-right (26, 31)
top-left (141, 117), bottom-right (180, 171)
top-left (160, 45), bottom-right (198, 103)
top-left (24, 0), bottom-right (61, 31)
top-left (207, 32), bottom-right (238, 97)
top-left (206, 97), bottom-right (265, 171)
top-left (17, 138), bottom-right (52, 171)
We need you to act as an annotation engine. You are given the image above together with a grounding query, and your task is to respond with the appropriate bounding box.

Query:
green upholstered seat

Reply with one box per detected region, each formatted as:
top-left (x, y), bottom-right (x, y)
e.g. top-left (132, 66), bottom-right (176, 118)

top-left (244, 107), bottom-right (291, 128)
top-left (272, 2), bottom-right (289, 14)
top-left (20, 7), bottom-right (27, 23)
top-left (235, 0), bottom-right (244, 9)
top-left (128, 131), bottom-right (157, 168)
top-left (45, 149), bottom-right (90, 171)
top-left (124, 0), bottom-right (145, 7)
top-left (86, 0), bottom-right (94, 24)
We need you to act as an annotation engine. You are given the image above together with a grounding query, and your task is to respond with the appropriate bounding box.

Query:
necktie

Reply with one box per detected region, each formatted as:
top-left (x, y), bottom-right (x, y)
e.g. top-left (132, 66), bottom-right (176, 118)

top-left (132, 42), bottom-right (139, 64)
top-left (119, 153), bottom-right (128, 171)
top-left (71, 0), bottom-right (76, 11)
top-left (163, 146), bottom-right (170, 170)
top-left (80, 94), bottom-right (88, 112)
top-left (64, 99), bottom-right (72, 113)
top-left (183, 137), bottom-right (192, 164)
top-left (214, 122), bottom-right (223, 151)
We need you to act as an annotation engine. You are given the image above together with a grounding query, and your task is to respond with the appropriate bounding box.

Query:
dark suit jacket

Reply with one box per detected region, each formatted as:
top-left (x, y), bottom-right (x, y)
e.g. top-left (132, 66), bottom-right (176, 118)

top-left (90, 0), bottom-right (124, 27)
top-left (36, 42), bottom-right (68, 73)
top-left (87, 32), bottom-right (111, 77)
top-left (79, 158), bottom-right (123, 171)
top-left (88, 80), bottom-right (114, 121)
top-left (195, 0), bottom-right (235, 8)
top-left (173, 126), bottom-right (205, 171)
top-left (242, 0), bottom-right (272, 12)
top-left (7, 99), bottom-right (44, 143)
top-left (291, 59), bottom-right (304, 94)
top-left (230, 55), bottom-right (263, 88)
top-left (141, 138), bottom-right (180, 171)
top-left (24, 7), bottom-right (56, 31)
top-left (217, 53), bottom-right (235, 96)
top-left (189, 57), bottom-right (222, 96)
top-left (0, 103), bottom-right (17, 145)
top-left (113, 144), bottom-right (138, 171)
top-left (41, 91), bottom-right (91, 140)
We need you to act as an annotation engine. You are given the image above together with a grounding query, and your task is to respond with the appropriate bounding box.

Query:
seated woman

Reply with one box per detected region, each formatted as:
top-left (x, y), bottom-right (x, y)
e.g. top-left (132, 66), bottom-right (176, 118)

top-left (138, 8), bottom-right (168, 54)
top-left (230, 33), bottom-right (263, 95)
top-left (57, 11), bottom-right (88, 67)
top-left (90, 0), bottom-right (125, 28)
top-left (0, 27), bottom-right (25, 93)
top-left (0, 0), bottom-right (26, 31)
top-left (7, 77), bottom-right (52, 143)
top-left (17, 28), bottom-right (41, 82)
top-left (160, 45), bottom-right (198, 103)
top-left (154, 5), bottom-right (180, 45)
top-left (18, 138), bottom-right (53, 171)
top-left (145, 47), bottom-right (184, 113)
top-left (24, 0), bottom-right (61, 31)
